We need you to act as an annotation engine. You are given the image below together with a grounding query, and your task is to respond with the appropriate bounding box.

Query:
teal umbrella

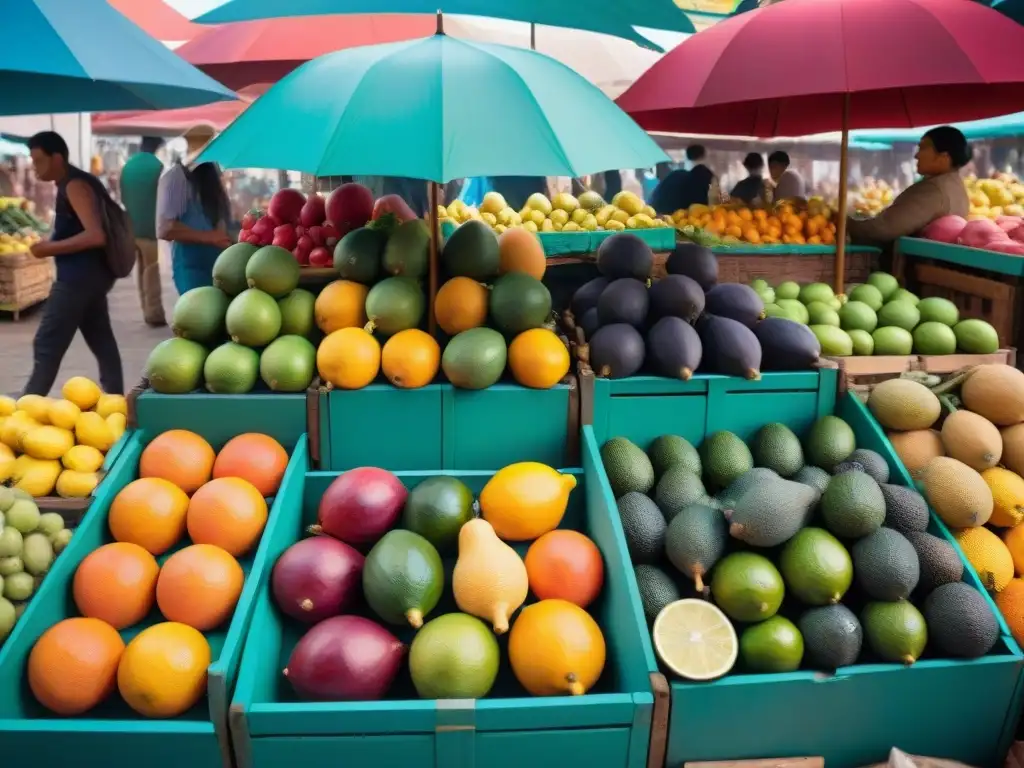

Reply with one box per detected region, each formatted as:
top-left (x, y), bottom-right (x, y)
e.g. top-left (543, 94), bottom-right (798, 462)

top-left (1, 0), bottom-right (235, 116)
top-left (853, 111), bottom-right (1024, 144)
top-left (194, 0), bottom-right (694, 44)
top-left (197, 32), bottom-right (670, 183)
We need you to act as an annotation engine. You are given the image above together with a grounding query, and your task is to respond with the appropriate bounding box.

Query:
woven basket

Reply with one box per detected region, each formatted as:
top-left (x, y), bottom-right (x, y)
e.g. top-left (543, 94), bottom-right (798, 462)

top-left (0, 256), bottom-right (54, 309)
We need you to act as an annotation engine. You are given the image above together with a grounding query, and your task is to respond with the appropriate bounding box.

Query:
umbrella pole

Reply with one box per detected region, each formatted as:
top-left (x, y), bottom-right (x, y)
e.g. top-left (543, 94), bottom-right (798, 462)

top-left (428, 181), bottom-right (440, 336)
top-left (531, 23), bottom-right (536, 49)
top-left (834, 92), bottom-right (851, 296)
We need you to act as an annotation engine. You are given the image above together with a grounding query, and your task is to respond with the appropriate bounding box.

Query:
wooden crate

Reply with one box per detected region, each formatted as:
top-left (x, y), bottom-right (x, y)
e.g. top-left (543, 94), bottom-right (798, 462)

top-left (829, 349), bottom-right (1017, 395)
top-left (683, 759), bottom-right (823, 768)
top-left (0, 254), bottom-right (54, 319)
top-left (651, 248), bottom-right (877, 285)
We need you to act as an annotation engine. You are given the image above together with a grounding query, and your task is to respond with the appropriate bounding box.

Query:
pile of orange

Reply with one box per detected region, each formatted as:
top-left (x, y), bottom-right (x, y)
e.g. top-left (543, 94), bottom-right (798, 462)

top-left (28, 430), bottom-right (289, 719)
top-left (671, 201), bottom-right (839, 246)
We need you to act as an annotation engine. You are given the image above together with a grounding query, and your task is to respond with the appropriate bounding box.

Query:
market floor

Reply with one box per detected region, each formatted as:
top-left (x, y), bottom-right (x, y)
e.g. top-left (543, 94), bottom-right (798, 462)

top-left (0, 244), bottom-right (177, 396)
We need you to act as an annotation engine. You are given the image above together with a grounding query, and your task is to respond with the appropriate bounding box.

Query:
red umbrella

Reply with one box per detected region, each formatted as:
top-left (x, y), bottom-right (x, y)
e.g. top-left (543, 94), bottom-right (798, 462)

top-left (175, 15), bottom-right (438, 90)
top-left (92, 85), bottom-right (267, 136)
top-left (616, 0), bottom-right (1024, 290)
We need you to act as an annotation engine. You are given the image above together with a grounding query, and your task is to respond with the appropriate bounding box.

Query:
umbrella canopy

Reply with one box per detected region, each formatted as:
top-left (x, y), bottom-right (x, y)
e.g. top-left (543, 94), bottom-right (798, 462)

top-left (197, 33), bottom-right (668, 182)
top-left (617, 0), bottom-right (1024, 137)
top-left (92, 85), bottom-right (267, 137)
top-left (176, 13), bottom-right (685, 96)
top-left (192, 0), bottom-right (695, 44)
top-left (854, 110), bottom-right (1024, 144)
top-left (107, 0), bottom-right (209, 44)
top-left (1, 0), bottom-right (236, 116)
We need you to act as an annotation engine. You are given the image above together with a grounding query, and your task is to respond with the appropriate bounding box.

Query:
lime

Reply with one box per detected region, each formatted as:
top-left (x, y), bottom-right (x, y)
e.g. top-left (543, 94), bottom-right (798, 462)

top-left (776, 281), bottom-right (801, 301)
top-left (751, 278), bottom-right (770, 293)
top-left (777, 299), bottom-right (809, 324)
top-left (838, 301), bottom-right (878, 333)
top-left (872, 326), bottom-right (913, 355)
top-left (757, 287), bottom-right (776, 305)
top-left (401, 476), bottom-right (476, 555)
top-left (653, 599), bottom-right (737, 680)
top-left (409, 613), bottom-right (500, 698)
top-left (779, 528), bottom-right (853, 606)
top-left (763, 303), bottom-right (790, 320)
top-left (848, 329), bottom-right (874, 356)
top-left (877, 300), bottom-right (921, 332)
top-left (917, 297), bottom-right (959, 327)
top-left (811, 325), bottom-right (853, 356)
top-left (913, 321), bottom-right (957, 356)
top-left (740, 616), bottom-right (804, 673)
top-left (954, 319), bottom-right (999, 354)
top-left (806, 302), bottom-right (840, 327)
top-left (890, 288), bottom-right (920, 305)
top-left (710, 552), bottom-right (785, 622)
top-left (799, 282), bottom-right (834, 306)
top-left (867, 272), bottom-right (899, 301)
top-left (848, 284), bottom-right (883, 312)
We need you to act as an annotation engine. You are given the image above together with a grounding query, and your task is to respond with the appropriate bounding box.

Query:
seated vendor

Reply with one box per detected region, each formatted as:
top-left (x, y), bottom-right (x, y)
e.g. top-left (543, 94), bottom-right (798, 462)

top-left (847, 126), bottom-right (970, 246)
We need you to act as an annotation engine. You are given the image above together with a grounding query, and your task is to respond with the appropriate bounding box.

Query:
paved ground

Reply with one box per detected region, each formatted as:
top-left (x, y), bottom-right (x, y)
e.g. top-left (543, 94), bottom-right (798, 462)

top-left (1, 244), bottom-right (177, 396)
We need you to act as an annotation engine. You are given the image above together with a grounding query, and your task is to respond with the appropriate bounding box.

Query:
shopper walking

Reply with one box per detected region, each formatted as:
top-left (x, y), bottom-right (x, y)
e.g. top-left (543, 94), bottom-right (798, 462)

top-left (121, 136), bottom-right (166, 326)
top-left (22, 132), bottom-right (124, 397)
top-left (157, 126), bottom-right (233, 295)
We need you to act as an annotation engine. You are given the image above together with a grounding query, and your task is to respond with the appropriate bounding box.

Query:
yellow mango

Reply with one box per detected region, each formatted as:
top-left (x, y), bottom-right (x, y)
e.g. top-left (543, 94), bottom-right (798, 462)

top-left (75, 411), bottom-right (115, 452)
top-left (13, 458), bottom-right (62, 497)
top-left (22, 426), bottom-right (75, 461)
top-left (55, 469), bottom-right (99, 499)
top-left (62, 444), bottom-right (104, 473)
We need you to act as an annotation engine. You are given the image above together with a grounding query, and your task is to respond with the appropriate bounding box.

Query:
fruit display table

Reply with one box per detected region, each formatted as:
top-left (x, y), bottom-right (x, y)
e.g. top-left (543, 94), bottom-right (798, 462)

top-left (0, 252), bottom-right (54, 321)
top-left (894, 237), bottom-right (1024, 352)
top-left (581, 368), bottom-right (1023, 768)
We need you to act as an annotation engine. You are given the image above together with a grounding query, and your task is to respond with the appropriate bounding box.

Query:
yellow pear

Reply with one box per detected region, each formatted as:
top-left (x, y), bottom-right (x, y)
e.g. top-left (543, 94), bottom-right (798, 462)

top-left (453, 519), bottom-right (528, 634)
top-left (480, 191), bottom-right (508, 216)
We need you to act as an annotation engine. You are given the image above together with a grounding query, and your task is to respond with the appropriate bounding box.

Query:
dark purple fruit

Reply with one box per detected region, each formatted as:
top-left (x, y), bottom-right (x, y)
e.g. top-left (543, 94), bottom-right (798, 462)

top-left (589, 323), bottom-right (645, 379)
top-left (597, 278), bottom-right (649, 328)
top-left (705, 283), bottom-right (765, 328)
top-left (755, 317), bottom-right (821, 371)
top-left (648, 274), bottom-right (705, 323)
top-left (571, 277), bottom-right (609, 316)
top-left (696, 314), bottom-right (762, 380)
top-left (665, 242), bottom-right (717, 291)
top-left (596, 232), bottom-right (654, 280)
top-left (646, 317), bottom-right (703, 380)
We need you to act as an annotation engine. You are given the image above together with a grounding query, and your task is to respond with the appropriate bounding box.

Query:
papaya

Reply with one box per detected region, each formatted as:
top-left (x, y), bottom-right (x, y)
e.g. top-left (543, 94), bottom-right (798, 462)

top-left (498, 228), bottom-right (545, 280)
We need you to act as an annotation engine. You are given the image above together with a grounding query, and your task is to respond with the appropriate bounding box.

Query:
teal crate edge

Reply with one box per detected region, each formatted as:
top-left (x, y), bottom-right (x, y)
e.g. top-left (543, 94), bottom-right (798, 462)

top-left (898, 236), bottom-right (1024, 277)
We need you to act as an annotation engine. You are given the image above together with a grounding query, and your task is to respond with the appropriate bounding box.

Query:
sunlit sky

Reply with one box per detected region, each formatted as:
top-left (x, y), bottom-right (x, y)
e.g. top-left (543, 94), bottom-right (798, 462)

top-left (167, 0), bottom-right (221, 18)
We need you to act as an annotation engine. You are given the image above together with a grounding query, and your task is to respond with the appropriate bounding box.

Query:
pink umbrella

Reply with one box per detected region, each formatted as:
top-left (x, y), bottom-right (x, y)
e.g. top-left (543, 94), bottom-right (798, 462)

top-left (106, 0), bottom-right (209, 44)
top-left (92, 85), bottom-right (267, 136)
top-left (616, 0), bottom-right (1024, 290)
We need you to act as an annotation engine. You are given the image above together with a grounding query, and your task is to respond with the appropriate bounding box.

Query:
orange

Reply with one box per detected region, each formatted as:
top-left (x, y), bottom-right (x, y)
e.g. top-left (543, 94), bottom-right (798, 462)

top-left (508, 329), bottom-right (570, 390)
top-left (108, 477), bottom-right (189, 555)
top-left (118, 622), bottom-right (211, 718)
top-left (212, 433), bottom-right (289, 497)
top-left (381, 329), bottom-right (441, 389)
top-left (28, 617), bottom-right (125, 715)
top-left (73, 542), bottom-right (160, 629)
top-left (156, 544), bottom-right (244, 631)
top-left (315, 279), bottom-right (369, 335)
top-left (316, 327), bottom-right (381, 390)
top-left (139, 430), bottom-right (215, 494)
top-left (498, 228), bottom-right (546, 280)
top-left (997, 579), bottom-right (1024, 647)
top-left (187, 477), bottom-right (268, 556)
top-left (508, 599), bottom-right (606, 696)
top-left (1004, 524), bottom-right (1024, 576)
top-left (524, 530), bottom-right (604, 609)
top-left (434, 277), bottom-right (489, 336)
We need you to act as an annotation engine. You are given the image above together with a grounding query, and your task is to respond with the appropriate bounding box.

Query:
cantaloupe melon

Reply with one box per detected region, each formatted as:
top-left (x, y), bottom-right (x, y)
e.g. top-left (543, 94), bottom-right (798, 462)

top-left (1001, 423), bottom-right (1024, 477)
top-left (498, 228), bottom-right (546, 280)
top-left (888, 429), bottom-right (944, 477)
top-left (867, 379), bottom-right (940, 431)
top-left (962, 364), bottom-right (1024, 426)
top-left (940, 410), bottom-right (1002, 471)
top-left (922, 456), bottom-right (993, 528)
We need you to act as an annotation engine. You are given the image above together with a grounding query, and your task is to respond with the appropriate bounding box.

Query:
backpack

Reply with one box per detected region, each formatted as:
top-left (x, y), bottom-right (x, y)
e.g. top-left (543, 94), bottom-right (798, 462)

top-left (98, 193), bottom-right (137, 279)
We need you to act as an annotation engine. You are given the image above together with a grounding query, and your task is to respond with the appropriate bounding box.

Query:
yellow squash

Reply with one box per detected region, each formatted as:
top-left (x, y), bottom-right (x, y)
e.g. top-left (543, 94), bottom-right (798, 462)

top-left (452, 519), bottom-right (528, 634)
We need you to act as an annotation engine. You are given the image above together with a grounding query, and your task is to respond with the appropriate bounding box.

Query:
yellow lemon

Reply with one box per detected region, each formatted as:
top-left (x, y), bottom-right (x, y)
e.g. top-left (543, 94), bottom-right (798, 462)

top-left (95, 394), bottom-right (127, 418)
top-left (2, 413), bottom-right (40, 452)
top-left (62, 377), bottom-right (102, 411)
top-left (75, 412), bottom-right (116, 453)
top-left (0, 395), bottom-right (16, 417)
top-left (479, 462), bottom-right (577, 541)
top-left (56, 469), bottom-right (100, 499)
top-left (0, 443), bottom-right (15, 483)
top-left (48, 399), bottom-right (81, 431)
top-left (22, 426), bottom-right (76, 461)
top-left (16, 395), bottom-right (52, 424)
top-left (62, 444), bottom-right (105, 473)
top-left (107, 413), bottom-right (127, 442)
top-left (13, 457), bottom-right (62, 497)
top-left (508, 599), bottom-right (606, 696)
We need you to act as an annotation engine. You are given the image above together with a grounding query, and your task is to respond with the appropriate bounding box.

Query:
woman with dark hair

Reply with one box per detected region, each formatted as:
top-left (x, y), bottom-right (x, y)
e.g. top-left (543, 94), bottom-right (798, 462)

top-left (156, 126), bottom-right (233, 294)
top-left (730, 152), bottom-right (766, 205)
top-left (847, 125), bottom-right (971, 245)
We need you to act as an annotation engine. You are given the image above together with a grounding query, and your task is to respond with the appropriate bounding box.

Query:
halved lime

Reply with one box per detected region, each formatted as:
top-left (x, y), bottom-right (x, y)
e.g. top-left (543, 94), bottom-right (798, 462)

top-left (652, 598), bottom-right (738, 681)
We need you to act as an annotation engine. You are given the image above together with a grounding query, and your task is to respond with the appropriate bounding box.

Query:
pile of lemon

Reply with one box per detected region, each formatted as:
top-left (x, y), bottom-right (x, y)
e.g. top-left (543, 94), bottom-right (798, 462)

top-left (0, 377), bottom-right (127, 499)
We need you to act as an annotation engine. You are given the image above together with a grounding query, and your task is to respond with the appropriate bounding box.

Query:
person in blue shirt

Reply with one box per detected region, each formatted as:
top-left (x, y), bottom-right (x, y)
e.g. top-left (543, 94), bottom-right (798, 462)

top-left (650, 145), bottom-right (716, 215)
top-left (22, 131), bottom-right (123, 396)
top-left (156, 126), bottom-right (233, 295)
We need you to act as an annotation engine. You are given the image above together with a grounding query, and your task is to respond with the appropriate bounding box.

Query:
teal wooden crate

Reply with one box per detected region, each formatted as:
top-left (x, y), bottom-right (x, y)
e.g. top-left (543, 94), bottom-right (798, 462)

top-left (0, 429), bottom-right (310, 768)
top-left (440, 221), bottom-right (674, 256)
top-left (585, 370), bottom-right (837, 447)
top-left (229, 458), bottom-right (654, 768)
top-left (132, 390), bottom-right (308, 450)
top-left (322, 383), bottom-right (444, 471)
top-left (584, 387), bottom-right (1024, 767)
top-left (898, 236), bottom-right (1024, 277)
top-left (442, 380), bottom-right (579, 470)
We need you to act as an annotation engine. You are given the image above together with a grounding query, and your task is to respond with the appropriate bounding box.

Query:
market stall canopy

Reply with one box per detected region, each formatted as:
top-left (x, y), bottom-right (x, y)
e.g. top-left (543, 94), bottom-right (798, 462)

top-left (196, 32), bottom-right (669, 182)
top-left (616, 0), bottom-right (1024, 137)
top-left (191, 0), bottom-right (695, 46)
top-left (854, 110), bottom-right (1024, 144)
top-left (176, 13), bottom-right (686, 96)
top-left (92, 85), bottom-right (266, 137)
top-left (0, 0), bottom-right (236, 115)
top-left (107, 0), bottom-right (209, 45)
